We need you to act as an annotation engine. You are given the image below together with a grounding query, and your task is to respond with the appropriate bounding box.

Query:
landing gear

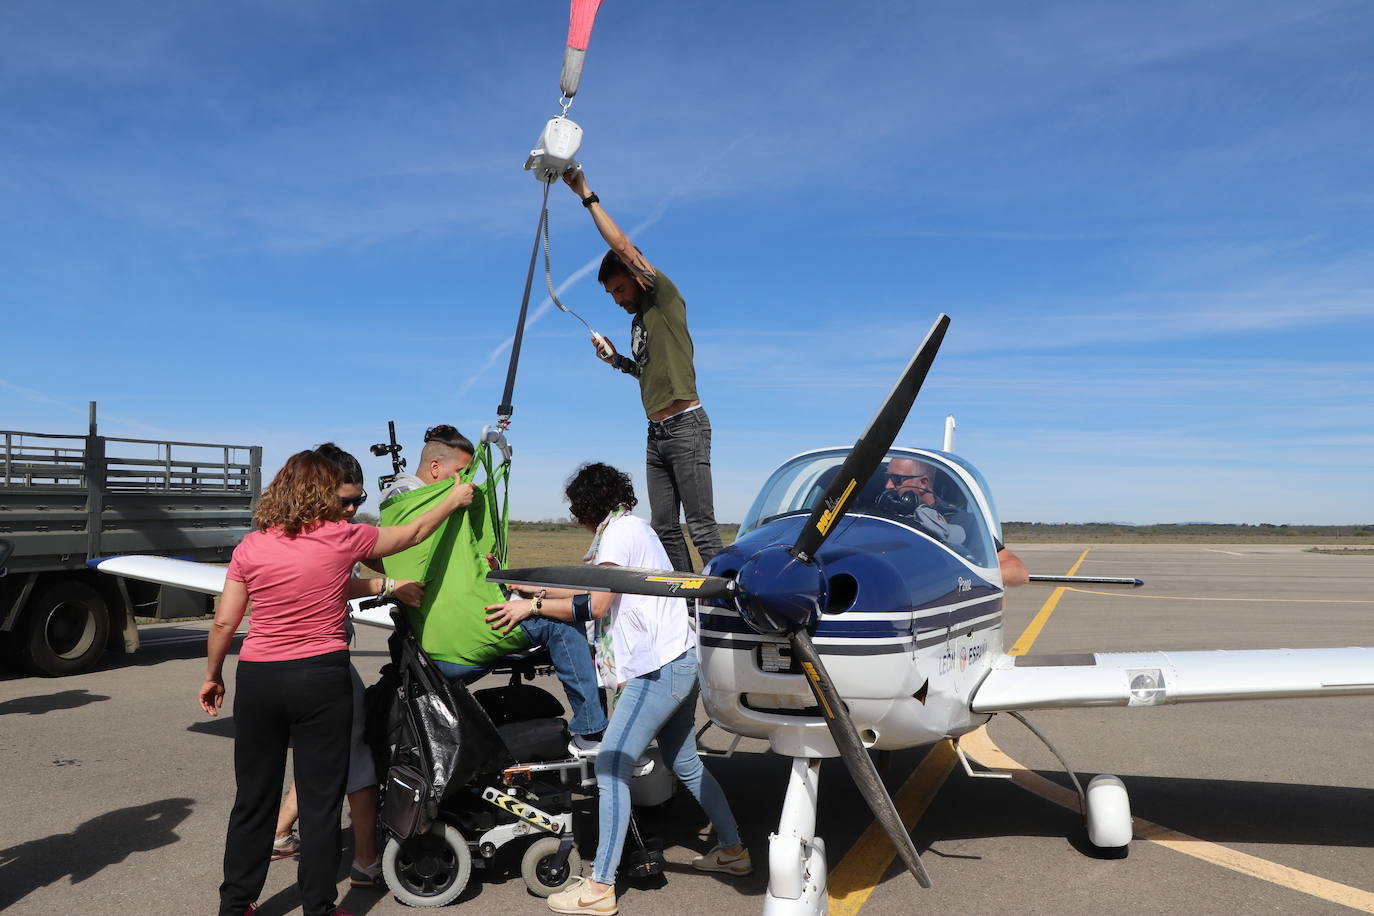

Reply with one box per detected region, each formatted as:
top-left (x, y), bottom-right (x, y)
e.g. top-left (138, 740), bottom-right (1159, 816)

top-left (1084, 774), bottom-right (1132, 853)
top-left (763, 757), bottom-right (828, 916)
top-left (1003, 712), bottom-right (1133, 856)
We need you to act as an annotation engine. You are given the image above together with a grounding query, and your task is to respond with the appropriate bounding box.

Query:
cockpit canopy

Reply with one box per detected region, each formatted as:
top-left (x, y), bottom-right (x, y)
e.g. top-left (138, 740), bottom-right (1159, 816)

top-left (739, 448), bottom-right (1000, 568)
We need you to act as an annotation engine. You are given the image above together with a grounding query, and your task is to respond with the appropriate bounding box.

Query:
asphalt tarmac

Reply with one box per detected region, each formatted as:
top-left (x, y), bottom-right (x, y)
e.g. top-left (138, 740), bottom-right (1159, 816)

top-left (2, 544), bottom-right (1372, 915)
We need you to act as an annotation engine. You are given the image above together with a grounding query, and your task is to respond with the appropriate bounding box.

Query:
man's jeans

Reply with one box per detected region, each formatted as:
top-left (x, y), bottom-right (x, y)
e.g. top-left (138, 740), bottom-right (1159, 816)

top-left (432, 616), bottom-right (608, 737)
top-left (592, 649), bottom-right (741, 884)
top-left (646, 407), bottom-right (724, 572)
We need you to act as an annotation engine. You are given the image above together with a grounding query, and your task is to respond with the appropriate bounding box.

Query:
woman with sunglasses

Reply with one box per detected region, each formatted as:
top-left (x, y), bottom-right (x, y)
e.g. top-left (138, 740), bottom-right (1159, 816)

top-left (201, 449), bottom-right (473, 916)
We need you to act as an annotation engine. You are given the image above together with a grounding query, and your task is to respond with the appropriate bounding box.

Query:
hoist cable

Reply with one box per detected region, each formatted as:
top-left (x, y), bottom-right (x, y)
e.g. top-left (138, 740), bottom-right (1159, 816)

top-left (497, 180), bottom-right (554, 423)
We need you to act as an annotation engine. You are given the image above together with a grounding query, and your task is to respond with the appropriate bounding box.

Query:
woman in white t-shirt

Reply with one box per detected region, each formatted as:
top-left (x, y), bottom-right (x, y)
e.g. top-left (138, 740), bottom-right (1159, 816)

top-left (485, 463), bottom-right (749, 916)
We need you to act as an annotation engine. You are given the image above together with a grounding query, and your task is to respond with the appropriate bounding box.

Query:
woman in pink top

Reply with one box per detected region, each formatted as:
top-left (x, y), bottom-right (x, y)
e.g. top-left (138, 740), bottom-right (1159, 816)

top-left (201, 450), bottom-right (473, 916)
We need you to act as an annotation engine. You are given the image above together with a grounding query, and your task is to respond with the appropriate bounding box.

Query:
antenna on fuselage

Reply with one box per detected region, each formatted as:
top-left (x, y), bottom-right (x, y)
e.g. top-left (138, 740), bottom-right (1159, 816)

top-left (943, 414), bottom-right (956, 452)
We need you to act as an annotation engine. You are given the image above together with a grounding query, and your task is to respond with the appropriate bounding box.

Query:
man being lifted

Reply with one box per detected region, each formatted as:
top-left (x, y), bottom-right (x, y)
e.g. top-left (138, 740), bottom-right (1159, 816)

top-left (563, 167), bottom-right (724, 573)
top-left (380, 424), bottom-right (608, 754)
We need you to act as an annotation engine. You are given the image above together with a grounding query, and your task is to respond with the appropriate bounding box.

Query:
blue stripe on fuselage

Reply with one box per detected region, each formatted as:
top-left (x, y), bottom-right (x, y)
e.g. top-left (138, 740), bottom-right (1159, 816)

top-left (701, 514), bottom-right (1002, 640)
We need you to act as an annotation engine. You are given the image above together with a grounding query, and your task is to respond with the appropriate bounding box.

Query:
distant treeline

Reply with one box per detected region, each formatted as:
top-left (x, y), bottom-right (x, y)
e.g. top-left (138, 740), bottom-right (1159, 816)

top-left (513, 519), bottom-right (743, 538)
top-left (508, 519), bottom-right (1373, 545)
top-left (1003, 522), bottom-right (1373, 542)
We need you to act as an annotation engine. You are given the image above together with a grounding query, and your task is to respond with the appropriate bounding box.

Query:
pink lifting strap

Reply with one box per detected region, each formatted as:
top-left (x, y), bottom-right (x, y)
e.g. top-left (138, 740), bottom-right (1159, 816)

top-left (559, 0), bottom-right (604, 98)
top-left (567, 0), bottom-right (603, 50)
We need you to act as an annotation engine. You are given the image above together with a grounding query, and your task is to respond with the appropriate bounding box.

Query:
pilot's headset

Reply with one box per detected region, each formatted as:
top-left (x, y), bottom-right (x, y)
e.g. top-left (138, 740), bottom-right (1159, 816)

top-left (876, 482), bottom-right (951, 540)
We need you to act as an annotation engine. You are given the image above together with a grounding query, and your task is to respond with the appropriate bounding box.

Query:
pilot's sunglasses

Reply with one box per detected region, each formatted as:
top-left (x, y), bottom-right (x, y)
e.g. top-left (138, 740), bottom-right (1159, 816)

top-left (884, 473), bottom-right (928, 485)
top-left (340, 491), bottom-right (368, 509)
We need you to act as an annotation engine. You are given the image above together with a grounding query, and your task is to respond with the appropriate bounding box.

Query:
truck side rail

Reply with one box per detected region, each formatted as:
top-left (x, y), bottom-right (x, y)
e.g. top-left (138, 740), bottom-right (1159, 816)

top-left (2, 430), bottom-right (257, 494)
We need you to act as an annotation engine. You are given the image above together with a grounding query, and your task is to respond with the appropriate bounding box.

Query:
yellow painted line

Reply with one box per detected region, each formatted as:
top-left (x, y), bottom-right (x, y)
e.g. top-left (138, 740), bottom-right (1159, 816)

top-left (1008, 587), bottom-right (1065, 656)
top-left (1008, 549), bottom-right (1091, 656)
top-left (1063, 586), bottom-right (1374, 604)
top-left (960, 726), bottom-right (1374, 913)
top-left (827, 740), bottom-right (959, 916)
top-left (1064, 547), bottom-right (1092, 576)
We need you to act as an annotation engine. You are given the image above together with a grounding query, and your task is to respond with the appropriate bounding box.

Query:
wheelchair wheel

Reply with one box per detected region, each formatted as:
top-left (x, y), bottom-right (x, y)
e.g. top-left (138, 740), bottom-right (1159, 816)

top-left (520, 836), bottom-right (582, 898)
top-left (383, 822), bottom-right (472, 907)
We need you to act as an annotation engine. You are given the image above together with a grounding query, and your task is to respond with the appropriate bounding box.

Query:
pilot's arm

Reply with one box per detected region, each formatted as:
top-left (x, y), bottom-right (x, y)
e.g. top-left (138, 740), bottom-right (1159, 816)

top-left (997, 545), bottom-right (1029, 587)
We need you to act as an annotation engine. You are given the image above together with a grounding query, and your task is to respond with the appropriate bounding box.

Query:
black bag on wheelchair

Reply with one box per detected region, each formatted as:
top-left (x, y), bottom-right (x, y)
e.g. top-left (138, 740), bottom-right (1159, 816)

top-left (368, 606), bottom-right (512, 841)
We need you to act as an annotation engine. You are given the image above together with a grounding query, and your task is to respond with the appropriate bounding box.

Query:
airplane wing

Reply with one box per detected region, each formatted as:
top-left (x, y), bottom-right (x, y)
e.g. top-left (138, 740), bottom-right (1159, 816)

top-left (971, 648), bottom-right (1374, 712)
top-left (89, 555), bottom-right (228, 595)
top-left (90, 555), bottom-right (401, 631)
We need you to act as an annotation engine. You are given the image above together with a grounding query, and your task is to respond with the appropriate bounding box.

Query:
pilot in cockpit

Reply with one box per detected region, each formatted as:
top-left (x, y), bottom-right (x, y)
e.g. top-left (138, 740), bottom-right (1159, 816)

top-left (874, 457), bottom-right (968, 544)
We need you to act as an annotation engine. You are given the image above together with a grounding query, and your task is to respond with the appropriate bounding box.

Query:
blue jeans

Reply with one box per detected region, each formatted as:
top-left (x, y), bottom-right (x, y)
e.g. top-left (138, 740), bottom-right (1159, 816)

top-left (646, 408), bottom-right (723, 572)
top-left (592, 649), bottom-right (741, 884)
top-left (432, 616), bottom-right (608, 737)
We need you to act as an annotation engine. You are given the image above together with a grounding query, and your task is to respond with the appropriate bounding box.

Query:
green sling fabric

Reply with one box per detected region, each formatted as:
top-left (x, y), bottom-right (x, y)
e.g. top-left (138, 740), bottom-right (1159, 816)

top-left (379, 444), bottom-right (526, 666)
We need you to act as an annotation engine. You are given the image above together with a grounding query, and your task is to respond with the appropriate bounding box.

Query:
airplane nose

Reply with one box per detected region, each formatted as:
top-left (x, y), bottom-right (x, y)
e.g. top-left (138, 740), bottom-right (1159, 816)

top-left (734, 545), bottom-right (827, 635)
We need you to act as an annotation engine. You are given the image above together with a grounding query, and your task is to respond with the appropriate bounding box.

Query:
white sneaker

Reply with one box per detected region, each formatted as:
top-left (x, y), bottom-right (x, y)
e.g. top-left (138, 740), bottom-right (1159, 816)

top-left (568, 734), bottom-right (602, 757)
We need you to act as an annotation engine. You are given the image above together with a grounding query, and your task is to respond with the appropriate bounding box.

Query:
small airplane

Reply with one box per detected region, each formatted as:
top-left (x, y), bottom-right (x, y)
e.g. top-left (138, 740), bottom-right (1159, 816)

top-left (487, 314), bottom-right (1374, 916)
top-left (89, 314), bottom-right (1374, 916)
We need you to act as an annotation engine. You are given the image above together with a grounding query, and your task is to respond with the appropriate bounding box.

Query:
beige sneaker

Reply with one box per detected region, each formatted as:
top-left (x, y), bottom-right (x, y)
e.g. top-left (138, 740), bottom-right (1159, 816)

top-left (691, 845), bottom-right (753, 876)
top-left (547, 876), bottom-right (618, 915)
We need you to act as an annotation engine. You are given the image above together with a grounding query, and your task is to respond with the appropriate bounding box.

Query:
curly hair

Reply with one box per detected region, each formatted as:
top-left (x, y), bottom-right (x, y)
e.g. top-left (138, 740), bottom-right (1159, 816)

top-left (254, 450), bottom-right (346, 536)
top-left (565, 462), bottom-right (637, 528)
top-left (313, 442), bottom-right (363, 485)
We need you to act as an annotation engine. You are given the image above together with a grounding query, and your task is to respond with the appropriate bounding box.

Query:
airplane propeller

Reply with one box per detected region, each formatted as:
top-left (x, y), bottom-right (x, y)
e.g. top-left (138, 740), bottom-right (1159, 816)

top-left (486, 564), bottom-right (739, 600)
top-left (489, 314), bottom-right (951, 889)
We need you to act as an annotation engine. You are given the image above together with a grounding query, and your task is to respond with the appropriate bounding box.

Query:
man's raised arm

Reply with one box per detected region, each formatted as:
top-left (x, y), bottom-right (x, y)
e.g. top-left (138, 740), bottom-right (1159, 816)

top-left (562, 167), bottom-right (654, 287)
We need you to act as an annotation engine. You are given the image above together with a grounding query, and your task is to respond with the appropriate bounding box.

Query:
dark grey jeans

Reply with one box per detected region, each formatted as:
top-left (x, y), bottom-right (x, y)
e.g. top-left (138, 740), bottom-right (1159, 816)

top-left (646, 408), bottom-right (724, 572)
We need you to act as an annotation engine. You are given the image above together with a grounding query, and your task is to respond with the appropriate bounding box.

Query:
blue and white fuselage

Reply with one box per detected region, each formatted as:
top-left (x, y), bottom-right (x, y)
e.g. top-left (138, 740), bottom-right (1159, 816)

top-left (697, 447), bottom-right (1006, 757)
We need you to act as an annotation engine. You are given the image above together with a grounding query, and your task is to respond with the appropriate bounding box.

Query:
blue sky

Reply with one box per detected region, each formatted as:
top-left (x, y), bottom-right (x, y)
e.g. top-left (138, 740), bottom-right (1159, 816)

top-left (3, 1), bottom-right (1372, 525)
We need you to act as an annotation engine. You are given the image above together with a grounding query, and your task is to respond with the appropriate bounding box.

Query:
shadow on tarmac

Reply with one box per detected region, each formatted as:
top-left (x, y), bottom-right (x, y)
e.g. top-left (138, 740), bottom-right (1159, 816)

top-left (918, 766), bottom-right (1374, 856)
top-left (189, 716), bottom-right (238, 739)
top-left (0, 797), bottom-right (194, 911)
top-left (0, 688), bottom-right (111, 716)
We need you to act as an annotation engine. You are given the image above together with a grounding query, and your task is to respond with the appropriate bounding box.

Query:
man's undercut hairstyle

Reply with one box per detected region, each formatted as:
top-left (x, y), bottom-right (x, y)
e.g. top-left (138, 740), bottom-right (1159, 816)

top-left (597, 249), bottom-right (635, 284)
top-left (423, 424), bottom-right (474, 456)
top-left (565, 462), bottom-right (638, 528)
top-left (313, 442), bottom-right (363, 486)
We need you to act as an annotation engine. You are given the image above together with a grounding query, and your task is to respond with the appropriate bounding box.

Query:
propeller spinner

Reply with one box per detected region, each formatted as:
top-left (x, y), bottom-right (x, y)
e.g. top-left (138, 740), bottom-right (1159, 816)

top-left (489, 314), bottom-right (951, 889)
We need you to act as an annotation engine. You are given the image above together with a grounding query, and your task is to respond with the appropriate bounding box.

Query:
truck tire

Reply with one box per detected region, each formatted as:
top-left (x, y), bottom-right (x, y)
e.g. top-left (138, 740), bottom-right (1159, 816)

top-left (22, 580), bottom-right (110, 676)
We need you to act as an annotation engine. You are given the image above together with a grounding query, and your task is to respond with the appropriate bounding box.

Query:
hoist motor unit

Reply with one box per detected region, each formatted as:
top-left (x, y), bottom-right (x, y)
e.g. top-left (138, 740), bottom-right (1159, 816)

top-left (525, 116), bottom-right (583, 183)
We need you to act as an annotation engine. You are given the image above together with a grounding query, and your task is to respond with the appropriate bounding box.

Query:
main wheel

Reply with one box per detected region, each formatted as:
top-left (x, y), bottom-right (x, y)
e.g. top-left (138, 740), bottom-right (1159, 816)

top-left (382, 822), bottom-right (472, 907)
top-left (23, 580), bottom-right (109, 676)
top-left (1085, 774), bottom-right (1132, 855)
top-left (520, 836), bottom-right (582, 898)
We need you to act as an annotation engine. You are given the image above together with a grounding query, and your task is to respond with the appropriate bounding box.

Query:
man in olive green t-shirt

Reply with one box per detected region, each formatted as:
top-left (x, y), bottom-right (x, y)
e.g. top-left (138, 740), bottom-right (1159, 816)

top-left (562, 166), bottom-right (724, 573)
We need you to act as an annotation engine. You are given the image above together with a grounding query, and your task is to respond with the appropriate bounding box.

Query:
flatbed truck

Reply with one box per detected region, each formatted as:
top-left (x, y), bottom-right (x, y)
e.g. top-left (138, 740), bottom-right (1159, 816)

top-left (0, 404), bottom-right (260, 676)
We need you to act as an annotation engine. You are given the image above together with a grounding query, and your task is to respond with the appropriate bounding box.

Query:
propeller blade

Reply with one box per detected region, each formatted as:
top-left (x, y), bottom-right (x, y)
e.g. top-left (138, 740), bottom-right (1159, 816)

top-left (487, 565), bottom-right (739, 601)
top-left (791, 314), bottom-right (951, 563)
top-left (788, 629), bottom-right (933, 888)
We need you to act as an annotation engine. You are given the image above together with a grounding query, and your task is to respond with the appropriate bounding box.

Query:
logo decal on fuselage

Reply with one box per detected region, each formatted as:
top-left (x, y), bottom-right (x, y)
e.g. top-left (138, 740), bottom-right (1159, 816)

top-left (939, 641), bottom-right (988, 675)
